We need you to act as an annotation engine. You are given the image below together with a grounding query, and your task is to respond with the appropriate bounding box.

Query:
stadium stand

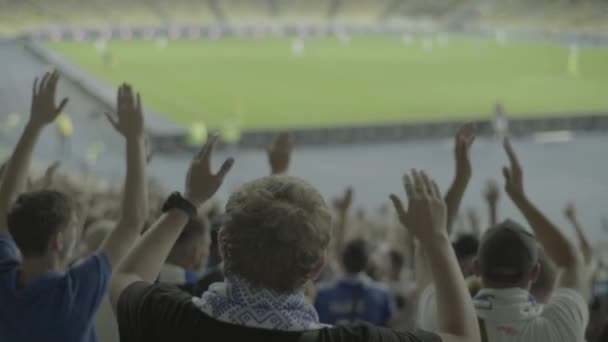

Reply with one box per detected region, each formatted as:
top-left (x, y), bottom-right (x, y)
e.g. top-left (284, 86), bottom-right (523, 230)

top-left (0, 0), bottom-right (607, 36)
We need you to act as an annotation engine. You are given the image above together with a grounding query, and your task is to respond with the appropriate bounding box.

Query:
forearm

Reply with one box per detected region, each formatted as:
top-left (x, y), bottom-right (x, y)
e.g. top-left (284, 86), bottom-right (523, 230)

top-left (488, 202), bottom-right (498, 227)
top-left (0, 123), bottom-right (42, 230)
top-left (120, 137), bottom-right (148, 227)
top-left (570, 219), bottom-right (593, 266)
top-left (514, 196), bottom-right (581, 269)
top-left (333, 213), bottom-right (347, 261)
top-left (444, 173), bottom-right (470, 234)
top-left (414, 241), bottom-right (433, 291)
top-left (116, 209), bottom-right (189, 282)
top-left (422, 234), bottom-right (479, 340)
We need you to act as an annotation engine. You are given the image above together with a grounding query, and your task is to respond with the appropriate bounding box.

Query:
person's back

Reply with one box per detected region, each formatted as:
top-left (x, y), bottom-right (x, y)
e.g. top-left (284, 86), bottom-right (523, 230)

top-left (0, 192), bottom-right (111, 342)
top-left (0, 74), bottom-right (150, 342)
top-left (417, 221), bottom-right (588, 342)
top-left (117, 281), bottom-right (437, 342)
top-left (110, 141), bottom-right (481, 342)
top-left (315, 239), bottom-right (393, 326)
top-left (0, 240), bottom-right (109, 341)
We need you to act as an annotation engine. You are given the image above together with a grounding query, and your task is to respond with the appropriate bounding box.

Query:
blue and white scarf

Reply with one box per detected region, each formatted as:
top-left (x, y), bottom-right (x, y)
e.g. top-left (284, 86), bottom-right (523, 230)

top-left (192, 275), bottom-right (329, 331)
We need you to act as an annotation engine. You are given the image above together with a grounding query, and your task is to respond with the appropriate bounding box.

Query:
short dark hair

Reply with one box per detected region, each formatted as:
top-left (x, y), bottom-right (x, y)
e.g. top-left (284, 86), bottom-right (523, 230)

top-left (453, 234), bottom-right (479, 259)
top-left (388, 249), bottom-right (404, 272)
top-left (477, 220), bottom-right (538, 287)
top-left (7, 190), bottom-right (74, 257)
top-left (342, 239), bottom-right (369, 274)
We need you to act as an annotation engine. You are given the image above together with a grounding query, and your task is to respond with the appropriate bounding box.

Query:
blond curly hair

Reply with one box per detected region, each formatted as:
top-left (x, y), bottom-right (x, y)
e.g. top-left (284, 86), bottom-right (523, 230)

top-left (221, 175), bottom-right (332, 293)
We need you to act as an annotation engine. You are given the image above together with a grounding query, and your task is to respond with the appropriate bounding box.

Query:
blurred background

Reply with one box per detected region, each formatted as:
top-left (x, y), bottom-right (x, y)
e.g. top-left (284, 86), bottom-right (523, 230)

top-left (0, 0), bottom-right (607, 245)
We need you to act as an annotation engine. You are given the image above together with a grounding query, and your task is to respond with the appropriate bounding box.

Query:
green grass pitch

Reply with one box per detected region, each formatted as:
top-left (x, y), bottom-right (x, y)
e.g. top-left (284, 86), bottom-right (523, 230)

top-left (50, 36), bottom-right (608, 131)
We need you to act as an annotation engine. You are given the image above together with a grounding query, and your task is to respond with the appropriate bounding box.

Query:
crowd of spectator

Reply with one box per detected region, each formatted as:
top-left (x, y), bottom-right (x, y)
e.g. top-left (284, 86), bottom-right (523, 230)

top-left (1, 71), bottom-right (608, 342)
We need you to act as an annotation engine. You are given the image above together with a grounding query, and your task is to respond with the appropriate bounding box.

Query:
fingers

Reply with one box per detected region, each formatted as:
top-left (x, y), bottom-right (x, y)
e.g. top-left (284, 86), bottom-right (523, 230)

top-left (48, 71), bottom-right (59, 97)
top-left (419, 171), bottom-right (434, 197)
top-left (502, 166), bottom-right (511, 183)
top-left (216, 157), bottom-right (235, 178)
top-left (389, 194), bottom-right (407, 219)
top-left (503, 137), bottom-right (520, 170)
top-left (136, 92), bottom-right (142, 114)
top-left (117, 84), bottom-right (124, 108)
top-left (56, 98), bottom-right (69, 114)
top-left (431, 180), bottom-right (441, 199)
top-left (32, 77), bottom-right (39, 98)
top-left (104, 112), bottom-right (120, 131)
top-left (403, 174), bottom-right (415, 198)
top-left (123, 84), bottom-right (134, 109)
top-left (39, 72), bottom-right (50, 94)
top-left (198, 133), bottom-right (219, 162)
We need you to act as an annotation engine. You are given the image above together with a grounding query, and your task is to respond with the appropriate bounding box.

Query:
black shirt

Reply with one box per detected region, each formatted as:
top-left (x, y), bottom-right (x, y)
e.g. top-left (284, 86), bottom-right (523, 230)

top-left (117, 282), bottom-right (441, 342)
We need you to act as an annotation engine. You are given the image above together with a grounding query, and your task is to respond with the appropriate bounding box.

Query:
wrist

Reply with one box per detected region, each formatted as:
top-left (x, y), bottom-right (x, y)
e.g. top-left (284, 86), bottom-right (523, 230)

top-left (510, 192), bottom-right (528, 207)
top-left (417, 231), bottom-right (450, 248)
top-left (163, 192), bottom-right (198, 219)
top-left (25, 120), bottom-right (45, 132)
top-left (125, 133), bottom-right (145, 143)
top-left (454, 169), bottom-right (471, 183)
top-left (183, 193), bottom-right (206, 208)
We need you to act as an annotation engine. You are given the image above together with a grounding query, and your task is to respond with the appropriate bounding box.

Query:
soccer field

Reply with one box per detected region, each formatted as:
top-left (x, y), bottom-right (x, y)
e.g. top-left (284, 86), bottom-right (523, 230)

top-left (50, 36), bottom-right (608, 130)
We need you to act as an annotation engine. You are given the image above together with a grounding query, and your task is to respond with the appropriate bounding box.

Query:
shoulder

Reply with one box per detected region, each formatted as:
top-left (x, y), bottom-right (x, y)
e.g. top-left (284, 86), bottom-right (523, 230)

top-left (543, 288), bottom-right (588, 319)
top-left (323, 324), bottom-right (441, 342)
top-left (367, 280), bottom-right (391, 294)
top-left (119, 281), bottom-right (194, 309)
top-left (316, 279), bottom-right (340, 293)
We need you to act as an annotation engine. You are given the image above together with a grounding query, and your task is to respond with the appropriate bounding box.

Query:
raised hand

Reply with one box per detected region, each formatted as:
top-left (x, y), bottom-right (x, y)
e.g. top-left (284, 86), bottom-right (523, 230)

top-left (502, 138), bottom-right (525, 202)
top-left (564, 202), bottom-right (576, 222)
top-left (485, 180), bottom-right (500, 205)
top-left (332, 187), bottom-right (353, 216)
top-left (29, 70), bottom-right (69, 127)
top-left (390, 169), bottom-right (447, 244)
top-left (39, 161), bottom-right (61, 189)
top-left (185, 134), bottom-right (234, 206)
top-left (454, 123), bottom-right (475, 176)
top-left (267, 132), bottom-right (293, 174)
top-left (105, 83), bottom-right (144, 139)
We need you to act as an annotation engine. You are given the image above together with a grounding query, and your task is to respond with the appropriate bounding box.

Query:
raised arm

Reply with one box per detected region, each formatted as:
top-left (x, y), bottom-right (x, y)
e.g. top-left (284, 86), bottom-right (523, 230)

top-left (445, 124), bottom-right (475, 233)
top-left (110, 135), bottom-right (234, 309)
top-left (331, 187), bottom-right (353, 263)
top-left (502, 138), bottom-right (587, 295)
top-left (98, 84), bottom-right (148, 267)
top-left (0, 71), bottom-right (68, 236)
top-left (266, 132), bottom-right (293, 175)
top-left (390, 170), bottom-right (480, 342)
top-left (484, 180), bottom-right (500, 228)
top-left (564, 202), bottom-right (593, 267)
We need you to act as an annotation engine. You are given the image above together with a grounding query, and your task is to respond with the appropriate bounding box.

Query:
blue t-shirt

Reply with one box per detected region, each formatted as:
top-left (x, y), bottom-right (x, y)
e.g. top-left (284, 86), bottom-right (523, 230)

top-left (315, 274), bottom-right (394, 326)
top-left (0, 234), bottom-right (111, 342)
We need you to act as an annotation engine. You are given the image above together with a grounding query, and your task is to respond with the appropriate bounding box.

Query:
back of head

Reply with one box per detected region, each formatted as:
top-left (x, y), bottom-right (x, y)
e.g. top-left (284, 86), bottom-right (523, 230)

top-left (453, 234), bottom-right (480, 277)
top-left (222, 175), bottom-right (332, 294)
top-left (342, 238), bottom-right (369, 274)
top-left (453, 234), bottom-right (479, 260)
top-left (477, 219), bottom-right (538, 288)
top-left (388, 249), bottom-right (404, 275)
top-left (8, 190), bottom-right (74, 258)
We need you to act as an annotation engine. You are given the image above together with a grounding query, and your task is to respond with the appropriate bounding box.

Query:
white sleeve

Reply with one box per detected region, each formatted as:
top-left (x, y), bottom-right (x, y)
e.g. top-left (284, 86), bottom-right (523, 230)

top-left (416, 285), bottom-right (440, 332)
top-left (541, 288), bottom-right (589, 341)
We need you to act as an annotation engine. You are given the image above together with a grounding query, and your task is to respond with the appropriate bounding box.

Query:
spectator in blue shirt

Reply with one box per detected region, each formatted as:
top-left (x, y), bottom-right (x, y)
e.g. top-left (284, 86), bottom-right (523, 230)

top-left (0, 72), bottom-right (149, 342)
top-left (315, 238), bottom-right (394, 326)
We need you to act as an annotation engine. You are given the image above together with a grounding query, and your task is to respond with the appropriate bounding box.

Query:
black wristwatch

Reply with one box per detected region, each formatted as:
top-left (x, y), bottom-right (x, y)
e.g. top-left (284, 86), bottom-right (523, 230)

top-left (162, 192), bottom-right (197, 219)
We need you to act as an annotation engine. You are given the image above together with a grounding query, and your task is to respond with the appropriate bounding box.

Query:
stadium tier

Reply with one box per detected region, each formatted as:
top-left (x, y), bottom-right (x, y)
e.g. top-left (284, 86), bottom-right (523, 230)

top-left (0, 0), bottom-right (607, 36)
